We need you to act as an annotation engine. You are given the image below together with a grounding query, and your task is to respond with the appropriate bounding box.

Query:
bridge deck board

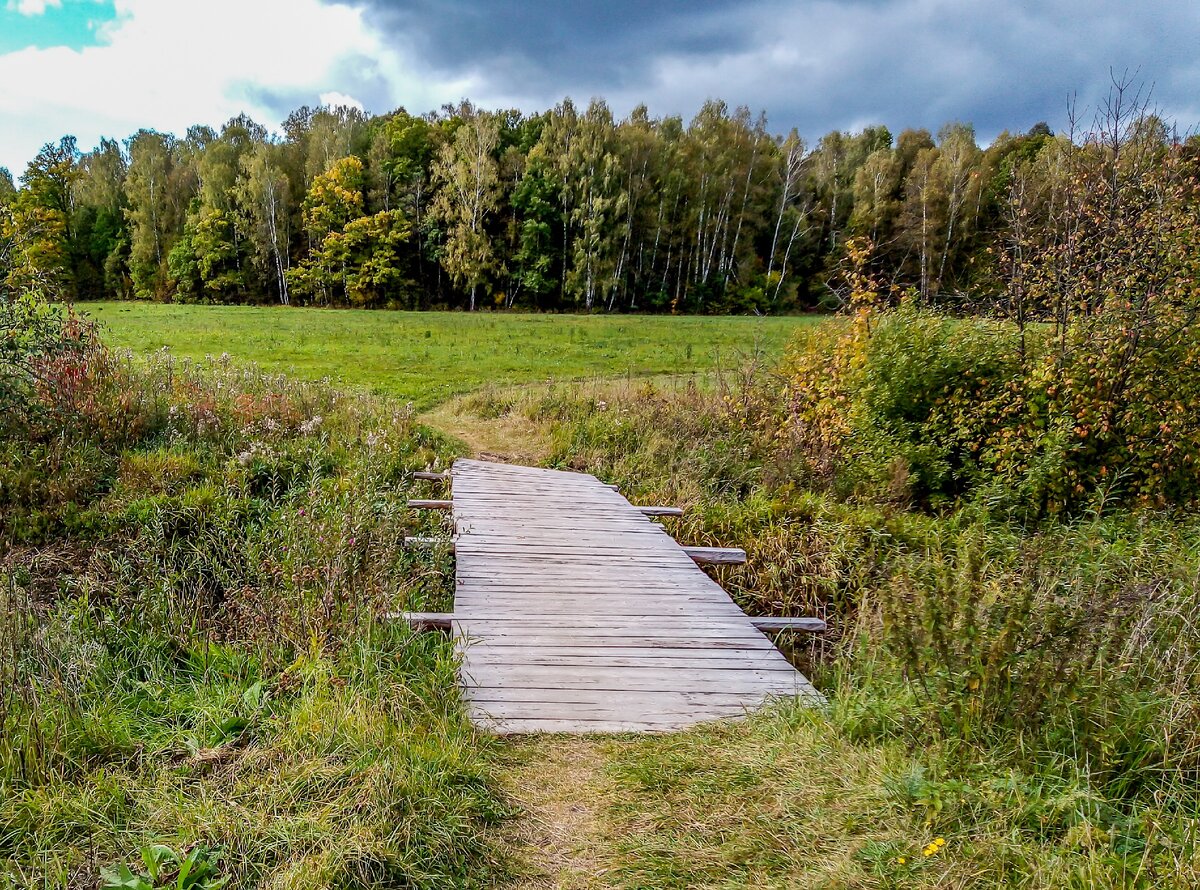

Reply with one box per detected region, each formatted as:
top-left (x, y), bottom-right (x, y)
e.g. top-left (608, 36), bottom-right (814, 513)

top-left (450, 458), bottom-right (821, 733)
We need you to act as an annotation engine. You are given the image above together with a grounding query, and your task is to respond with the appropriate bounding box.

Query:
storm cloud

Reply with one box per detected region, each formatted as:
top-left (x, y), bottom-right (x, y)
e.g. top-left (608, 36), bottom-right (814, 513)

top-left (333, 0), bottom-right (1200, 139)
top-left (1, 0), bottom-right (1197, 174)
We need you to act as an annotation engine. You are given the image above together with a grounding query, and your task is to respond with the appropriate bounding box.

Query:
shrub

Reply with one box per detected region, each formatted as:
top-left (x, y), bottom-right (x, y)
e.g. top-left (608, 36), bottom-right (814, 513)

top-left (777, 302), bottom-right (1200, 517)
top-left (0, 291), bottom-right (96, 433)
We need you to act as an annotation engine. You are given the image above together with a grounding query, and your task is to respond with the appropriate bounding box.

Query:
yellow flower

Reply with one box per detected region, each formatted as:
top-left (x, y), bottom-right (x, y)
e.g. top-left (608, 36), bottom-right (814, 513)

top-left (897, 857), bottom-right (906, 865)
top-left (935, 837), bottom-right (946, 848)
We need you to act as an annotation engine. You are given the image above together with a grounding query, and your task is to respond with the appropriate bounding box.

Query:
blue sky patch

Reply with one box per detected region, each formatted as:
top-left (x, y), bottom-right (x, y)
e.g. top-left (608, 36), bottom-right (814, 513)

top-left (0, 0), bottom-right (119, 54)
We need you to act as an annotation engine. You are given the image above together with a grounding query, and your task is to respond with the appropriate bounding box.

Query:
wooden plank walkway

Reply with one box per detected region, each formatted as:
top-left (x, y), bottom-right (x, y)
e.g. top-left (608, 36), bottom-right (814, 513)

top-left (449, 458), bottom-right (821, 734)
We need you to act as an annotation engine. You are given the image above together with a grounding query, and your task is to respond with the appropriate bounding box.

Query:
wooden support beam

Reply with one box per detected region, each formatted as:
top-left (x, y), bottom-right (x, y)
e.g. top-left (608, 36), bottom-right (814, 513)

top-left (751, 617), bottom-right (827, 633)
top-left (398, 612), bottom-right (453, 631)
top-left (682, 546), bottom-right (747, 565)
top-left (636, 506), bottom-right (684, 517)
top-left (413, 471), bottom-right (449, 482)
top-left (394, 611), bottom-right (825, 634)
top-left (408, 499), bottom-right (453, 510)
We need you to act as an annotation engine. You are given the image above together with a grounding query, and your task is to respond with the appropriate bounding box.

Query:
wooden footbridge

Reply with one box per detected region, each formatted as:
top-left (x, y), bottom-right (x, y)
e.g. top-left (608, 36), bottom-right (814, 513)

top-left (407, 459), bottom-right (823, 734)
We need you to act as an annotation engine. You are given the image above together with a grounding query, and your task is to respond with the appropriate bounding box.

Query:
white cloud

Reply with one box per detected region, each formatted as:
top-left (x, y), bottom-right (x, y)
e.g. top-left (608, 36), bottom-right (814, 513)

top-left (319, 90), bottom-right (364, 112)
top-left (7, 0), bottom-right (62, 16)
top-left (0, 0), bottom-right (427, 171)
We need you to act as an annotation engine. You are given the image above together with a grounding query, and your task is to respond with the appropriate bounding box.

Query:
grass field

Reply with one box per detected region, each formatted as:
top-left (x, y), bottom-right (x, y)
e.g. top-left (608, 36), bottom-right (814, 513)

top-left (83, 302), bottom-right (815, 409)
top-left (10, 297), bottom-right (1198, 887)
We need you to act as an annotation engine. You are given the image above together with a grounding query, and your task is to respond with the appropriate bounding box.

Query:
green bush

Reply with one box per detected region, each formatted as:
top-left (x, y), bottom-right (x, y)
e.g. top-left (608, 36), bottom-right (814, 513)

top-left (0, 291), bottom-right (95, 433)
top-left (779, 303), bottom-right (1200, 517)
top-left (857, 308), bottom-right (1034, 505)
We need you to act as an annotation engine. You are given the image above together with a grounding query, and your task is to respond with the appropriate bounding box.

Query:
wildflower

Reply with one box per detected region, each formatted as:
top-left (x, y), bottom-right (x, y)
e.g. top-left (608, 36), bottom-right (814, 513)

top-left (896, 857), bottom-right (906, 865)
top-left (922, 837), bottom-right (946, 857)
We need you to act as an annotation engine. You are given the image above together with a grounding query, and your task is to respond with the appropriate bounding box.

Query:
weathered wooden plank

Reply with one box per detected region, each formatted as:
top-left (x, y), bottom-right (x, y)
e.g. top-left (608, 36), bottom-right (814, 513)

top-left (469, 718), bottom-right (730, 735)
top-left (461, 687), bottom-right (781, 706)
top-left (453, 601), bottom-right (749, 616)
top-left (408, 499), bottom-right (453, 510)
top-left (413, 471), bottom-right (449, 482)
top-left (460, 670), bottom-right (805, 695)
top-left (451, 594), bottom-right (744, 609)
top-left (456, 559), bottom-right (709, 573)
top-left (752, 617), bottom-right (829, 633)
top-left (464, 652), bottom-right (797, 671)
top-left (635, 506), bottom-right (684, 517)
top-left (397, 612), bottom-right (452, 631)
top-left (452, 595), bottom-right (746, 610)
top-left (456, 579), bottom-right (723, 590)
top-left (453, 617), bottom-right (766, 631)
top-left (460, 638), bottom-right (777, 652)
top-left (466, 698), bottom-right (757, 718)
top-left (682, 546), bottom-right (748, 565)
top-left (457, 575), bottom-right (724, 588)
top-left (455, 542), bottom-right (682, 555)
top-left (455, 631), bottom-right (770, 645)
top-left (466, 644), bottom-right (784, 660)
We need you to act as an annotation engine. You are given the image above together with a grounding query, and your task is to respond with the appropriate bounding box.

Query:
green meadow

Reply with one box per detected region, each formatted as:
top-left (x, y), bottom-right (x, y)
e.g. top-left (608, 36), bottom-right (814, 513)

top-left (84, 302), bottom-right (814, 409)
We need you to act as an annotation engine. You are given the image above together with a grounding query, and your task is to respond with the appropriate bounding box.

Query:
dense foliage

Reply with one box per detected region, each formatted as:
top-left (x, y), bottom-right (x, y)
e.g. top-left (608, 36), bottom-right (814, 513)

top-left (0, 305), bottom-right (507, 887)
top-left (779, 89), bottom-right (1200, 517)
top-left (5, 84), bottom-right (1194, 313)
top-left (468, 355), bottom-right (1200, 884)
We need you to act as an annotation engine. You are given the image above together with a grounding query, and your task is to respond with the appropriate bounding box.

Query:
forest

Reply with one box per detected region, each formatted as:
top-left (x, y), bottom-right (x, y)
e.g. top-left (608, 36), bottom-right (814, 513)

top-left (3, 94), bottom-right (1190, 314)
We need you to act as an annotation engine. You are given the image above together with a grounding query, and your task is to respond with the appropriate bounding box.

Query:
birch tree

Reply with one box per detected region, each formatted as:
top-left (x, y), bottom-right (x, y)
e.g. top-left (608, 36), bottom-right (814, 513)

top-left (932, 123), bottom-right (982, 294)
top-left (125, 130), bottom-right (185, 298)
top-left (565, 100), bottom-right (626, 310)
top-left (431, 110), bottom-right (501, 310)
top-left (767, 129), bottom-right (811, 304)
top-left (238, 143), bottom-right (293, 304)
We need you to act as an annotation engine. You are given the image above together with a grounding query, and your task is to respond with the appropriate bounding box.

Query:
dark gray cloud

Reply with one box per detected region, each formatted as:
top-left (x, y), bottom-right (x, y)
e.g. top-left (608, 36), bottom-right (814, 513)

top-left (348, 0), bottom-right (752, 93)
top-left (331, 0), bottom-right (1200, 140)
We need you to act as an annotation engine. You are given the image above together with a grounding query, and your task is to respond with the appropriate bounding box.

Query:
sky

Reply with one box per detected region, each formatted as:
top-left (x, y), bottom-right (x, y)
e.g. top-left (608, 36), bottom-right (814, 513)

top-left (1, 0), bottom-right (1198, 175)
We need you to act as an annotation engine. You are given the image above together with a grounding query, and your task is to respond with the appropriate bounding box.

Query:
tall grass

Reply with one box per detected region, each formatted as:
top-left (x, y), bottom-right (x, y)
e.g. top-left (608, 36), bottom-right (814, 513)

top-left (468, 351), bottom-right (1200, 884)
top-left (1, 341), bottom-right (506, 887)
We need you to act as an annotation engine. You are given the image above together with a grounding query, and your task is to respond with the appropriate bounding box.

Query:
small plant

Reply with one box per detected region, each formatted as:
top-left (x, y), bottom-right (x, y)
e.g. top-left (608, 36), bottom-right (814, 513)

top-left (100, 844), bottom-right (228, 890)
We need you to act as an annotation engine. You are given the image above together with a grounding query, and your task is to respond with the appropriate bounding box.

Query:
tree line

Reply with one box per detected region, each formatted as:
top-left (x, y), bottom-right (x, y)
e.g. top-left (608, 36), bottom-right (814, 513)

top-left (0, 96), bottom-right (1194, 313)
